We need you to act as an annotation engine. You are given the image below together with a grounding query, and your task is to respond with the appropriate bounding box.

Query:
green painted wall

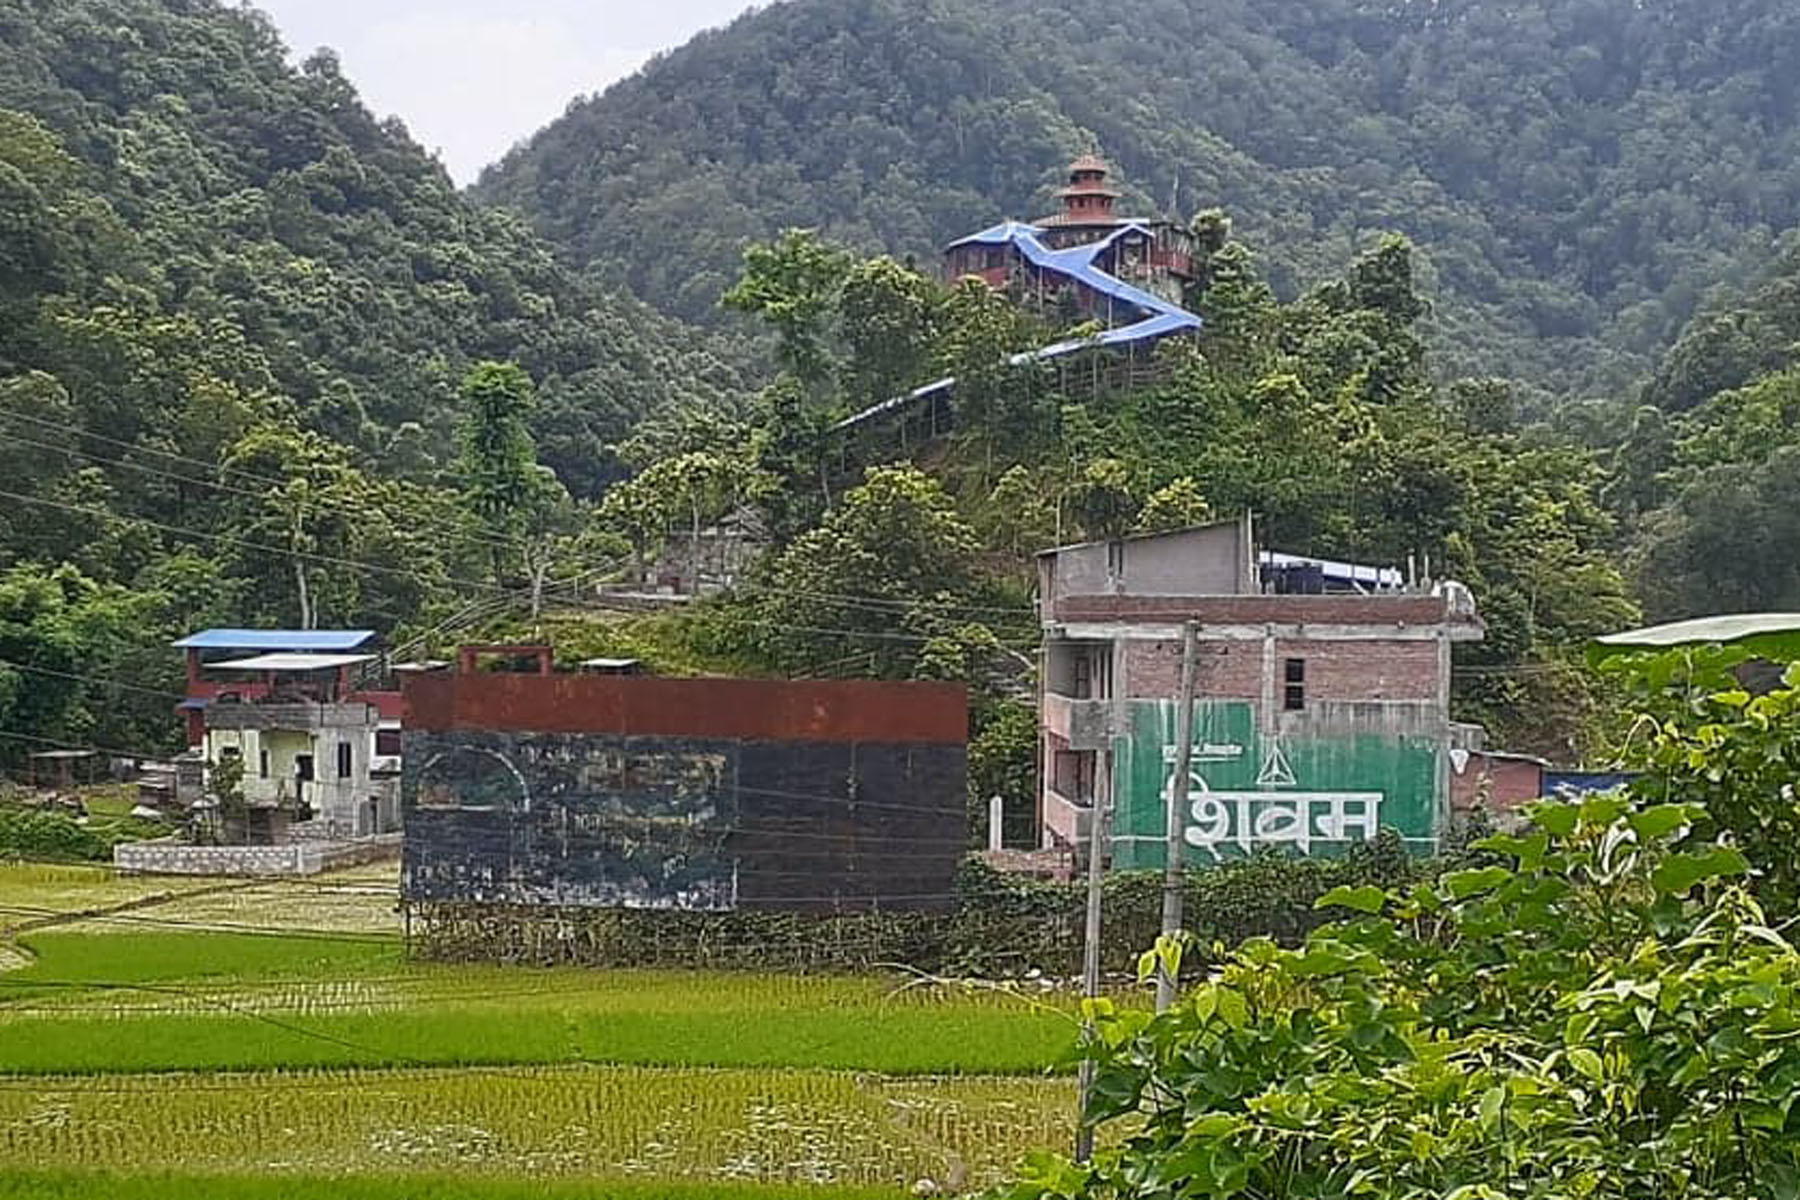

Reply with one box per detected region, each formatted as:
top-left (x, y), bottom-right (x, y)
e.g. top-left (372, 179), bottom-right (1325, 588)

top-left (1111, 700), bottom-right (1443, 869)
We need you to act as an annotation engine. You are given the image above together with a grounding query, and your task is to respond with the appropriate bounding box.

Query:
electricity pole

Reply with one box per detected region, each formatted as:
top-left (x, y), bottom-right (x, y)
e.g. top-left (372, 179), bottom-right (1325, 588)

top-left (1074, 777), bottom-right (1112, 1162)
top-left (1156, 621), bottom-right (1200, 1012)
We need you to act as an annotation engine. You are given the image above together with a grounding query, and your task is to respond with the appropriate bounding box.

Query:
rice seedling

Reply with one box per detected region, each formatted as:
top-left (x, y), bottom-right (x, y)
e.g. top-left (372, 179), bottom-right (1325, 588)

top-left (0, 932), bottom-right (1082, 1076)
top-left (0, 1065), bottom-right (1076, 1189)
top-left (0, 1169), bottom-right (908, 1199)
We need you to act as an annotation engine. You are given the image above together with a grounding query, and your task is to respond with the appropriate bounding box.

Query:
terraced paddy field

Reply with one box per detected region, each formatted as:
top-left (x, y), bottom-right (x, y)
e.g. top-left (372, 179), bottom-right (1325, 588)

top-left (0, 862), bottom-right (1091, 1196)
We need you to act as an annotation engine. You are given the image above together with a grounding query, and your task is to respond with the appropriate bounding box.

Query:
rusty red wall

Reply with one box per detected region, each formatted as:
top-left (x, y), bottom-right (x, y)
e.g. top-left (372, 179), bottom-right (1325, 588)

top-left (404, 674), bottom-right (967, 744)
top-left (1452, 753), bottom-right (1545, 813)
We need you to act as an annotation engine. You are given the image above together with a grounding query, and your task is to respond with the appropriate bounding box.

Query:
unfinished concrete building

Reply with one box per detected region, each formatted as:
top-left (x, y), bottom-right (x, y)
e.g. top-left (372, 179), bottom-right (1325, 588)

top-left (1038, 517), bottom-right (1485, 865)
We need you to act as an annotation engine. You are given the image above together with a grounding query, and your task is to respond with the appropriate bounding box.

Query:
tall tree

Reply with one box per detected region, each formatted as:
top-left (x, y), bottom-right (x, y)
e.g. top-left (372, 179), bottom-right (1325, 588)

top-left (720, 229), bottom-right (852, 389)
top-left (456, 361), bottom-right (540, 585)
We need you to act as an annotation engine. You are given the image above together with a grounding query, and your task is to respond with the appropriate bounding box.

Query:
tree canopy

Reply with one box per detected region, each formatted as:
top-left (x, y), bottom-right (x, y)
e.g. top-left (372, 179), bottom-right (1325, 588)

top-left (478, 0), bottom-right (1800, 403)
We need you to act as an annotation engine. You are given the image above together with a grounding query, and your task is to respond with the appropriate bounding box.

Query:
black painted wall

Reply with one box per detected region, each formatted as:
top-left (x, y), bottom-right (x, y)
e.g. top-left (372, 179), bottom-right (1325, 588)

top-left (401, 731), bottom-right (967, 912)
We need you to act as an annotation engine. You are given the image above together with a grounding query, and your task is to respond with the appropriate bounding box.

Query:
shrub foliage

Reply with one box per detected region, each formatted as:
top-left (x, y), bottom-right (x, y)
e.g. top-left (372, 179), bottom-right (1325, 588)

top-left (999, 794), bottom-right (1796, 1199)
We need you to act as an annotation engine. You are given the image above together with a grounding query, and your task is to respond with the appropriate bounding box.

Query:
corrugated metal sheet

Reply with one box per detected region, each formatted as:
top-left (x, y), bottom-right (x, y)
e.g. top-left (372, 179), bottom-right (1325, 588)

top-left (1596, 613), bottom-right (1800, 647)
top-left (173, 629), bottom-right (377, 651)
top-left (206, 652), bottom-right (377, 672)
top-left (836, 220), bottom-right (1202, 433)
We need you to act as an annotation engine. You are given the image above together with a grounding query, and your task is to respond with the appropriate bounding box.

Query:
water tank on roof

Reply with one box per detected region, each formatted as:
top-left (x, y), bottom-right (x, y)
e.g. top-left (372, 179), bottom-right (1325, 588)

top-left (1435, 579), bottom-right (1477, 618)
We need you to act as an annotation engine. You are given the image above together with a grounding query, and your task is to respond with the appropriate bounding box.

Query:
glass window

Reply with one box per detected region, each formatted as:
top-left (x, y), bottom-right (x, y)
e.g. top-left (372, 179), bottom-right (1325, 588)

top-left (1284, 658), bottom-right (1306, 711)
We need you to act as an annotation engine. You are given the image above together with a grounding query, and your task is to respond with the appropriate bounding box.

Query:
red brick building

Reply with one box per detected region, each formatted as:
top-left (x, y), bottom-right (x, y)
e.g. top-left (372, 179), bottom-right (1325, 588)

top-left (1037, 518), bottom-right (1486, 865)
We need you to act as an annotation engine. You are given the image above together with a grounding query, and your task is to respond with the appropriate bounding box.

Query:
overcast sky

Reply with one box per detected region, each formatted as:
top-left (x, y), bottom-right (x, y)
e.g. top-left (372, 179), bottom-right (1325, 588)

top-left (256, 0), bottom-right (759, 183)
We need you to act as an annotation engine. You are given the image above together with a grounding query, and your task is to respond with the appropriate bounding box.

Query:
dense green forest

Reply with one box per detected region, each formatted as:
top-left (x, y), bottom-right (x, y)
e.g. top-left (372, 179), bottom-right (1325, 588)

top-left (0, 0), bottom-right (743, 756)
top-left (478, 0), bottom-right (1800, 405)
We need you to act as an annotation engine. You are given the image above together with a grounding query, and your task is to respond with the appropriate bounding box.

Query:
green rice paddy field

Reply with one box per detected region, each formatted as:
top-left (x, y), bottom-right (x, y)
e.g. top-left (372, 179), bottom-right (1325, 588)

top-left (0, 862), bottom-right (1092, 1198)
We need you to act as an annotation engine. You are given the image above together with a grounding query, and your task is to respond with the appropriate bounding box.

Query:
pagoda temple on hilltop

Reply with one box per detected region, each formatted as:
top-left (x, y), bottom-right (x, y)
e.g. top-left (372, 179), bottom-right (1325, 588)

top-left (833, 154), bottom-right (1203, 438)
top-left (942, 155), bottom-right (1197, 307)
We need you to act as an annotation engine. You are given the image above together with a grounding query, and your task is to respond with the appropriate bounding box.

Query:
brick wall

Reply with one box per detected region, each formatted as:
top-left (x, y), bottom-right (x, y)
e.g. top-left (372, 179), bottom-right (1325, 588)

top-left (1055, 593), bottom-right (1455, 627)
top-left (1451, 754), bottom-right (1545, 813)
top-left (1124, 638), bottom-right (1441, 704)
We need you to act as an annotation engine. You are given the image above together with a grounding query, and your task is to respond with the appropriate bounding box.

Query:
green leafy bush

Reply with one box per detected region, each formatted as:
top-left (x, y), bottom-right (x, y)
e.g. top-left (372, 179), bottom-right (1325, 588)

top-left (0, 806), bottom-right (109, 862)
top-left (998, 794), bottom-right (1796, 1199)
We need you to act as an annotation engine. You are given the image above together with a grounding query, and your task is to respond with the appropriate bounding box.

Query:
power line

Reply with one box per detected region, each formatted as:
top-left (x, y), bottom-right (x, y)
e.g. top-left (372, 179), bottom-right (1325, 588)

top-left (0, 485), bottom-right (1036, 649)
top-left (0, 422), bottom-right (1037, 627)
top-left (0, 424), bottom-right (1039, 631)
top-left (0, 484), bottom-right (502, 602)
top-left (0, 656), bottom-right (187, 701)
top-left (0, 414), bottom-right (530, 559)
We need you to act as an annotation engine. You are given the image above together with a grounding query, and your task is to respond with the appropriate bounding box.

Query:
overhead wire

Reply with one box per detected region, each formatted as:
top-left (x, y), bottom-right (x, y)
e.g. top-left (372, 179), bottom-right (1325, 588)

top-left (0, 484), bottom-right (1041, 648)
top-left (0, 414), bottom-right (530, 560)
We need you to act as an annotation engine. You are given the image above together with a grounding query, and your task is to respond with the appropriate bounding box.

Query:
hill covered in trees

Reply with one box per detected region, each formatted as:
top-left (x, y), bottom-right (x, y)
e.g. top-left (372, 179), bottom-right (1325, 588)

top-left (477, 0), bottom-right (1800, 404)
top-left (0, 0), bottom-right (744, 497)
top-left (0, 0), bottom-right (743, 755)
top-left (1608, 239), bottom-right (1800, 618)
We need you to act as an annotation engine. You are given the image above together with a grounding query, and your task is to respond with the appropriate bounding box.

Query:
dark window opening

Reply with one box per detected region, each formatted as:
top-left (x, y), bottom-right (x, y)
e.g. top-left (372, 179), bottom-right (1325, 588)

top-left (258, 749), bottom-right (269, 779)
top-left (336, 741), bottom-right (353, 779)
top-left (1073, 652), bottom-right (1092, 699)
top-left (1284, 657), bottom-right (1306, 711)
top-left (376, 728), bottom-right (402, 757)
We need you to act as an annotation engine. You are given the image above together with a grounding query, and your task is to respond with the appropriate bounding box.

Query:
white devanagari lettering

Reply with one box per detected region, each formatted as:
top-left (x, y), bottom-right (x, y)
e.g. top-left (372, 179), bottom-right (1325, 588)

top-left (1176, 789), bottom-right (1385, 861)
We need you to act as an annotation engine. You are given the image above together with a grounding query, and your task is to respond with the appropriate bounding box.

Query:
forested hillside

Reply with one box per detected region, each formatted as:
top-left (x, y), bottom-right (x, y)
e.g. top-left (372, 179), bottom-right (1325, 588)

top-left (1609, 241), bottom-right (1800, 618)
top-left (0, 0), bottom-right (742, 755)
top-left (0, 0), bottom-right (743, 494)
top-left (478, 0), bottom-right (1800, 402)
top-left (587, 226), bottom-right (1637, 764)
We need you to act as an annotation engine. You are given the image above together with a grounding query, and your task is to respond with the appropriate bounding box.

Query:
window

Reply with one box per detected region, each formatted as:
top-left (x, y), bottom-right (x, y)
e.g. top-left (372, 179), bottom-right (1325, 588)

top-left (258, 749), bottom-right (269, 779)
top-left (1052, 749), bottom-right (1098, 803)
top-left (375, 728), bottom-right (402, 757)
top-left (1284, 658), bottom-right (1306, 711)
top-left (336, 741), bottom-right (353, 779)
top-left (1073, 651), bottom-right (1092, 700)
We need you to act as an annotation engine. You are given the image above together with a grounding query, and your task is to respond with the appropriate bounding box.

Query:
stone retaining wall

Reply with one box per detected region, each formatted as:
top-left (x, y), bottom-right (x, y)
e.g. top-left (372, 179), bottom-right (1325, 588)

top-left (114, 834), bottom-right (400, 877)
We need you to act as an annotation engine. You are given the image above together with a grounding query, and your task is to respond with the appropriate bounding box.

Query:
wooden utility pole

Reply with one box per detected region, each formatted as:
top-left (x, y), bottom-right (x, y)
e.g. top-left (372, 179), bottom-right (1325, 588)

top-left (1074, 780), bottom-right (1112, 1162)
top-left (1156, 621), bottom-right (1200, 1012)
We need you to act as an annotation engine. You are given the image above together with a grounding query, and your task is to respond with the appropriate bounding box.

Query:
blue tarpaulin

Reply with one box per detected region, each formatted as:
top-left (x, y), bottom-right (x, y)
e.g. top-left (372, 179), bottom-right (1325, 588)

top-left (836, 220), bottom-right (1202, 432)
top-left (1542, 771), bottom-right (1637, 798)
top-left (172, 629), bottom-right (377, 651)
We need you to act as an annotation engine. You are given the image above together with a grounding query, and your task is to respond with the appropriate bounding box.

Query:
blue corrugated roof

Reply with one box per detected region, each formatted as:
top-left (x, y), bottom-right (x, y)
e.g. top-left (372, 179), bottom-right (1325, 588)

top-left (173, 629), bottom-right (377, 651)
top-left (836, 218), bottom-right (1201, 432)
top-left (944, 220), bottom-right (1047, 250)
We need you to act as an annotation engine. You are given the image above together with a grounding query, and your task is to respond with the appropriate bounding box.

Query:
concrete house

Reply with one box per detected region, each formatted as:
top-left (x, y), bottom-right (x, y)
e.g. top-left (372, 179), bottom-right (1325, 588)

top-left (175, 630), bottom-right (402, 841)
top-left (1037, 517), bottom-right (1485, 865)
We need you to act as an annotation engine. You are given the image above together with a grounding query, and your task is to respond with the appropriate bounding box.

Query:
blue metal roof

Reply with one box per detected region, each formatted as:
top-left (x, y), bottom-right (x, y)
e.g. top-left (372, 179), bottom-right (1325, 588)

top-left (172, 629), bottom-right (377, 651)
top-left (944, 220), bottom-right (1047, 250)
top-left (1261, 550), bottom-right (1404, 589)
top-left (837, 218), bottom-right (1201, 433)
